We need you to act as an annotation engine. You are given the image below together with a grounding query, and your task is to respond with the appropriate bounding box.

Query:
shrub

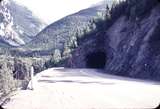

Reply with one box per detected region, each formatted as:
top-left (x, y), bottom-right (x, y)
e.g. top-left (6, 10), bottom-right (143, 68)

top-left (0, 62), bottom-right (16, 95)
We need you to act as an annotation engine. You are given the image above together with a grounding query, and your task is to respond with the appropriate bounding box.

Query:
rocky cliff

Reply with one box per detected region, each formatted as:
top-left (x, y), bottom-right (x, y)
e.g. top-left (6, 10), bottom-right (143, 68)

top-left (66, 0), bottom-right (160, 81)
top-left (0, 0), bottom-right (45, 47)
top-left (0, 0), bottom-right (24, 46)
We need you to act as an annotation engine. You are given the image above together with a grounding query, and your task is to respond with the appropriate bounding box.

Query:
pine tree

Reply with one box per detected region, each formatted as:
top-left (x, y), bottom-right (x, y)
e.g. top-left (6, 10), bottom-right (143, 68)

top-left (62, 43), bottom-right (72, 59)
top-left (51, 49), bottom-right (61, 64)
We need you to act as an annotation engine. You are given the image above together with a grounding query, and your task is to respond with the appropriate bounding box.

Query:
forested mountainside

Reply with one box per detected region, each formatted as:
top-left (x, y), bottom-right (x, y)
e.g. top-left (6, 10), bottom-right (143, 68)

top-left (0, 0), bottom-right (45, 47)
top-left (65, 0), bottom-right (160, 81)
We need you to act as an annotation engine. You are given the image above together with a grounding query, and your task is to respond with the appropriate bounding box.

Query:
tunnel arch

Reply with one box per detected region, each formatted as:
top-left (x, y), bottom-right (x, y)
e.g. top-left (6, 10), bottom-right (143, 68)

top-left (85, 51), bottom-right (106, 69)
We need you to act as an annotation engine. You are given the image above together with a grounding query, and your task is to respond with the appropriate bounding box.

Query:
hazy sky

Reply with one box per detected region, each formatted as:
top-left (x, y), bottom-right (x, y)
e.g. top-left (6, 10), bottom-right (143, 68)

top-left (15, 0), bottom-right (103, 24)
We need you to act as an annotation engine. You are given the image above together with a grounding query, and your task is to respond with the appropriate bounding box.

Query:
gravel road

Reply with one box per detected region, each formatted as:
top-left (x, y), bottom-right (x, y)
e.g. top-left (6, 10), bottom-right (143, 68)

top-left (3, 68), bottom-right (160, 109)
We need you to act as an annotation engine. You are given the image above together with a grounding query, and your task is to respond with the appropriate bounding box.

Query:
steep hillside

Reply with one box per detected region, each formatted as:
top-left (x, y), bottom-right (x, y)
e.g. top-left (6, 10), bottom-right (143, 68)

top-left (0, 0), bottom-right (24, 46)
top-left (22, 4), bottom-right (107, 52)
top-left (9, 0), bottom-right (46, 42)
top-left (0, 0), bottom-right (45, 47)
top-left (65, 0), bottom-right (160, 81)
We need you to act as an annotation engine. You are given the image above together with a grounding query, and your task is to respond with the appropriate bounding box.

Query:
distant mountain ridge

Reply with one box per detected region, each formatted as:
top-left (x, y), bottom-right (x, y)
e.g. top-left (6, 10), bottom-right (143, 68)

top-left (22, 3), bottom-right (107, 53)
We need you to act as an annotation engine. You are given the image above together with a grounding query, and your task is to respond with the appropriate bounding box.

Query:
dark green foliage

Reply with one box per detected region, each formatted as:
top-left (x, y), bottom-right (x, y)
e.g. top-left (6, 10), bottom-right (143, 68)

top-left (103, 0), bottom-right (158, 22)
top-left (110, 1), bottom-right (127, 22)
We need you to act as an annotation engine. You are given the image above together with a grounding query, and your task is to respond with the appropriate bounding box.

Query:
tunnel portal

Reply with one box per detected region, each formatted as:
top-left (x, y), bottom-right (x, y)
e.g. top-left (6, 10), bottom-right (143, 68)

top-left (86, 51), bottom-right (106, 69)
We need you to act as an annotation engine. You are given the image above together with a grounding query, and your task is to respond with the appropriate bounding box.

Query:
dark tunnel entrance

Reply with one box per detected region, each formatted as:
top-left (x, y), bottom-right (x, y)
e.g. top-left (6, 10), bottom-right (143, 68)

top-left (86, 51), bottom-right (106, 69)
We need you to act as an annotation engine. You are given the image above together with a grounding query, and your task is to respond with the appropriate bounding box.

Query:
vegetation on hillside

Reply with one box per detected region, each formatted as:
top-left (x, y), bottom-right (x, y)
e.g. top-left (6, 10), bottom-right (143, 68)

top-left (0, 56), bottom-right (47, 97)
top-left (46, 0), bottom-right (159, 67)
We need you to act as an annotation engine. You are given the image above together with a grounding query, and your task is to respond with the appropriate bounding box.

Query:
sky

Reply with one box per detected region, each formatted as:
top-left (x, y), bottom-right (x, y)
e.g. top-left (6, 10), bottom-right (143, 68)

top-left (15, 0), bottom-right (103, 24)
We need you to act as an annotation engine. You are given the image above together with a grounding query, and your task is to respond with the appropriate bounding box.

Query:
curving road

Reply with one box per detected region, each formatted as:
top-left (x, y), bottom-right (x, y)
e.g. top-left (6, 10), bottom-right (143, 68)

top-left (3, 68), bottom-right (160, 109)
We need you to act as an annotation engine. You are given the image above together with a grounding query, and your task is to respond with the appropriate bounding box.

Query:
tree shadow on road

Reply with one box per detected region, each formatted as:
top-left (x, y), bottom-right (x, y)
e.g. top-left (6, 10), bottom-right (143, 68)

top-left (38, 79), bottom-right (115, 85)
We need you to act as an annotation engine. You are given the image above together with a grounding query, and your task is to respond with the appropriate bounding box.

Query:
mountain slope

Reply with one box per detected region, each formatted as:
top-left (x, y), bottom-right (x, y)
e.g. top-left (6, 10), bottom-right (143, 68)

top-left (65, 0), bottom-right (160, 81)
top-left (9, 0), bottom-right (46, 42)
top-left (0, 0), bottom-right (24, 46)
top-left (22, 4), bottom-right (107, 52)
top-left (0, 0), bottom-right (46, 47)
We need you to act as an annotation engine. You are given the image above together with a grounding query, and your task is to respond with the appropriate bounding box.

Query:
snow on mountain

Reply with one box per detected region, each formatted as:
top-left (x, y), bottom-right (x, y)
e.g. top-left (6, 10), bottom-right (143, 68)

top-left (0, 0), bottom-right (46, 47)
top-left (0, 0), bottom-right (25, 46)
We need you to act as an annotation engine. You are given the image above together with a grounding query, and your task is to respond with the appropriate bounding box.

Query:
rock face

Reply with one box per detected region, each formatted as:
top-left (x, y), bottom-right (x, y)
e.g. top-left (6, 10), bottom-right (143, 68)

top-left (66, 32), bottom-right (106, 68)
top-left (0, 0), bottom-right (45, 47)
top-left (9, 0), bottom-right (46, 43)
top-left (0, 0), bottom-right (24, 46)
top-left (66, 0), bottom-right (160, 81)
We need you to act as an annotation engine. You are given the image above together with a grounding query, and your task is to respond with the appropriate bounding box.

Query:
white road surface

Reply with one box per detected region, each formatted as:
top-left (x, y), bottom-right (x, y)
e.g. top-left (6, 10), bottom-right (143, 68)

top-left (3, 68), bottom-right (160, 109)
